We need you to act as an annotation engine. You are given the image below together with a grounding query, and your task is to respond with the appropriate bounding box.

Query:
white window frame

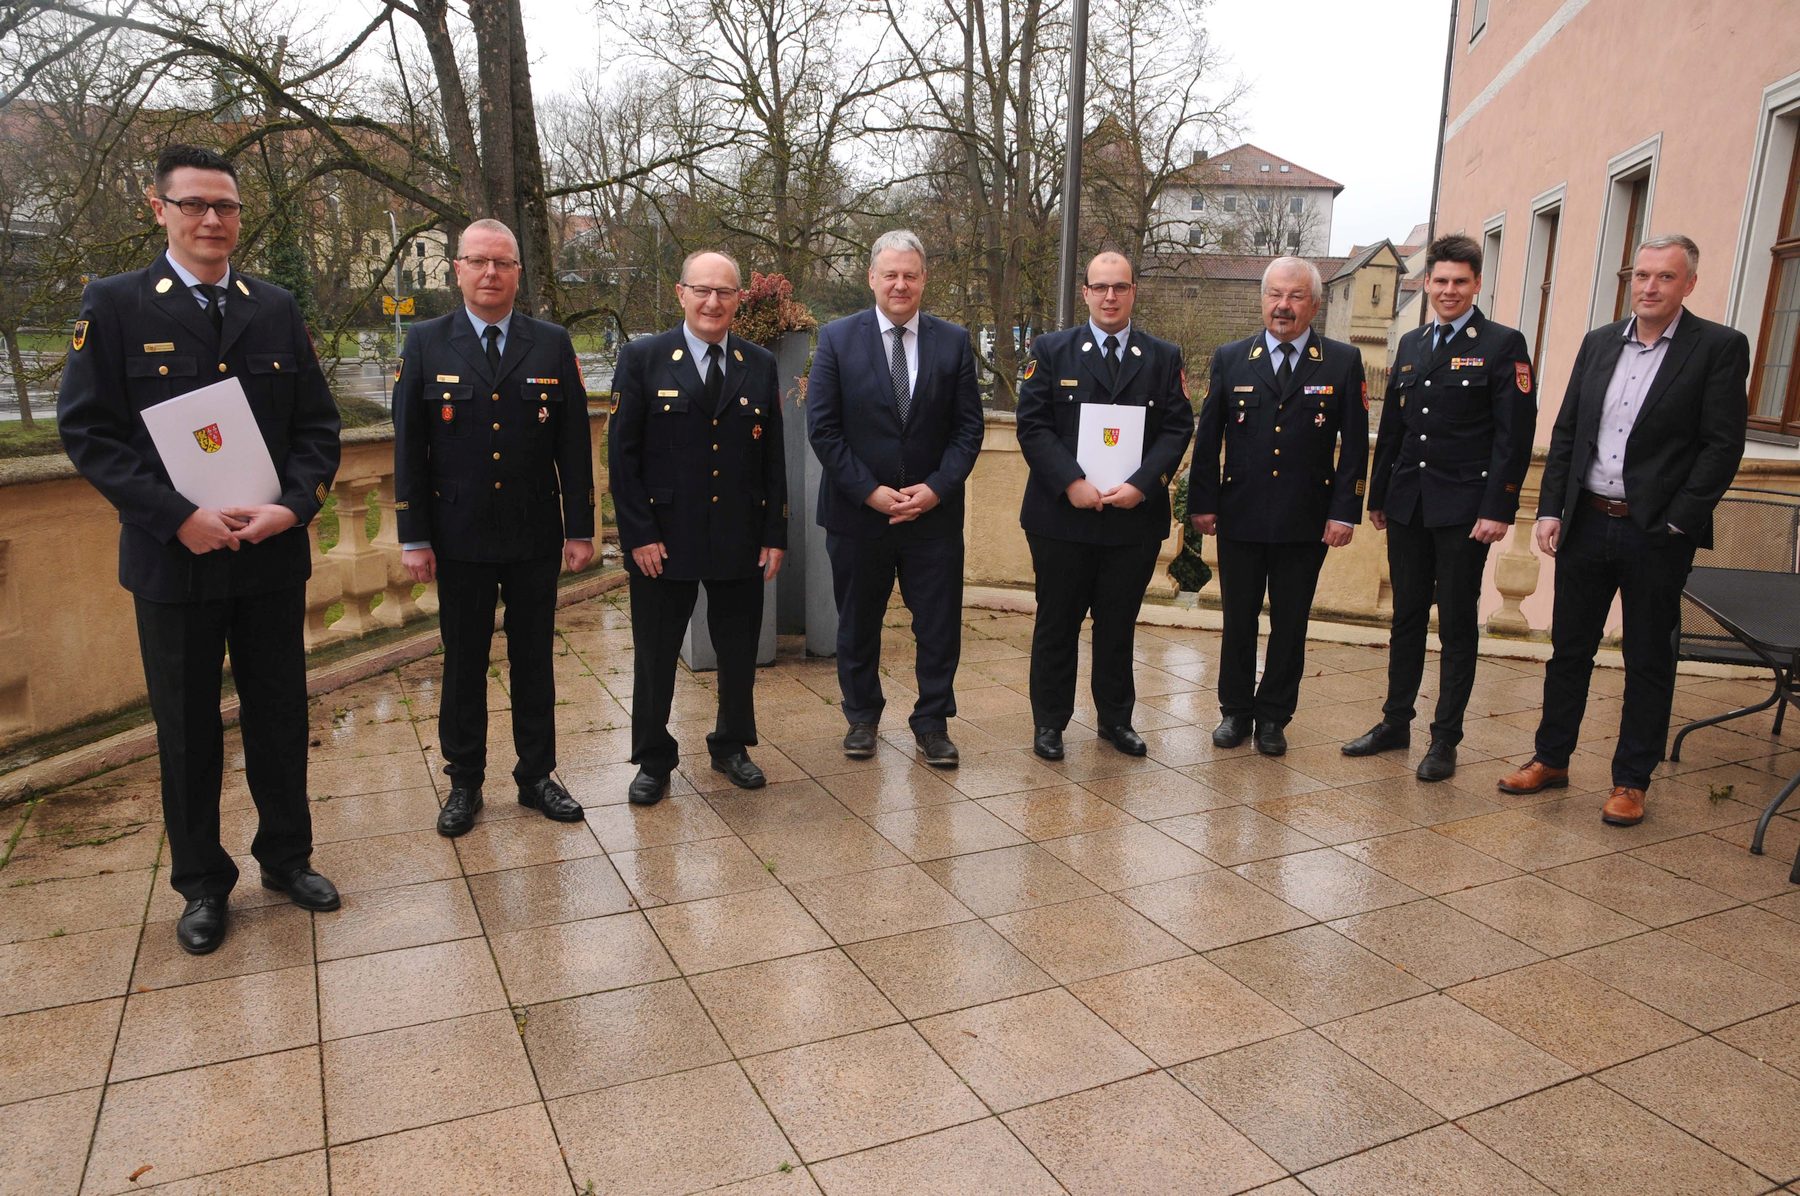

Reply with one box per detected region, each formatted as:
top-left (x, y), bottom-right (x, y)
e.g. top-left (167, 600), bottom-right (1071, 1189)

top-left (1727, 70), bottom-right (1800, 368)
top-left (1479, 212), bottom-right (1506, 317)
top-left (1585, 134), bottom-right (1661, 328)
top-left (1519, 184), bottom-right (1567, 380)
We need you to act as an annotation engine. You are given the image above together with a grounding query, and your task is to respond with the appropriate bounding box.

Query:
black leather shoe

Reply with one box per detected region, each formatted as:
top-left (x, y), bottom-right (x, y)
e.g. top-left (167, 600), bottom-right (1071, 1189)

top-left (1254, 722), bottom-right (1288, 757)
top-left (627, 768), bottom-right (669, 807)
top-left (1212, 715), bottom-right (1254, 749)
top-left (1342, 720), bottom-right (1410, 757)
top-left (260, 867), bottom-right (341, 911)
top-left (519, 776), bottom-right (584, 821)
top-left (1033, 726), bottom-right (1064, 760)
top-left (1416, 741), bottom-right (1458, 782)
top-left (436, 786), bottom-right (483, 837)
top-left (915, 731), bottom-right (959, 767)
top-left (843, 722), bottom-right (879, 759)
top-left (1097, 724), bottom-right (1148, 757)
top-left (176, 895), bottom-right (229, 955)
top-left (711, 753), bottom-right (767, 789)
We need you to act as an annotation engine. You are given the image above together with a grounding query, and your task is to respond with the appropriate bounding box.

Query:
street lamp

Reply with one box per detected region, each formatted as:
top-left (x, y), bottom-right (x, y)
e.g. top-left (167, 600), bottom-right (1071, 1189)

top-left (385, 210), bottom-right (405, 353)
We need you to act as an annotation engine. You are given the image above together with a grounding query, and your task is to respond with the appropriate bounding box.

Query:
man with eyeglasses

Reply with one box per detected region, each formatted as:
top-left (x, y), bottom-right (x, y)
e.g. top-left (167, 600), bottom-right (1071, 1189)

top-left (1189, 256), bottom-right (1368, 757)
top-left (393, 218), bottom-right (595, 835)
top-left (1014, 251), bottom-right (1194, 761)
top-left (609, 251), bottom-right (786, 806)
top-left (57, 144), bottom-right (343, 955)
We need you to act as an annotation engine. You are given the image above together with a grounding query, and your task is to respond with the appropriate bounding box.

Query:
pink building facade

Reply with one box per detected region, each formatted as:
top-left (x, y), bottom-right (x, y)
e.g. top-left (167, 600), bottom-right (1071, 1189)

top-left (1432, 0), bottom-right (1800, 628)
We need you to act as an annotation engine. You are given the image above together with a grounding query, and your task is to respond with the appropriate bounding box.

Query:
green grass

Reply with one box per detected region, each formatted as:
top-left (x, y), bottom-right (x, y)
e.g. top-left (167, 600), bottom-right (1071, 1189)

top-left (0, 421), bottom-right (65, 458)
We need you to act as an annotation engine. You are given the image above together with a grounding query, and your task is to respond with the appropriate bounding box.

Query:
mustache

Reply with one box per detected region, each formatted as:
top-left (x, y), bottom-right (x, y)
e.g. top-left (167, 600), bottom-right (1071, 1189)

top-left (1272, 307), bottom-right (1296, 320)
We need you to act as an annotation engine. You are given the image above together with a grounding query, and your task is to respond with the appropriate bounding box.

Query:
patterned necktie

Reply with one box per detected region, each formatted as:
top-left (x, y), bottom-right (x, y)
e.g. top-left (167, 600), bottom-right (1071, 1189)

top-left (1102, 334), bottom-right (1121, 385)
top-left (703, 343), bottom-right (724, 410)
top-left (1275, 341), bottom-right (1294, 390)
top-left (890, 326), bottom-right (910, 425)
top-left (483, 324), bottom-right (501, 376)
top-left (200, 284), bottom-right (224, 336)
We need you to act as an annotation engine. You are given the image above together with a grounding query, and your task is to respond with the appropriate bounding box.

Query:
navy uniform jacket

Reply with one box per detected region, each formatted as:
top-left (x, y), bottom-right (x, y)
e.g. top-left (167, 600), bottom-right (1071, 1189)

top-left (57, 252), bottom-right (341, 604)
top-left (393, 310), bottom-right (594, 562)
top-left (1371, 309), bottom-right (1535, 527)
top-left (1539, 309), bottom-right (1748, 550)
top-left (806, 309), bottom-right (985, 540)
top-left (1015, 324), bottom-right (1194, 545)
top-left (1189, 330), bottom-right (1368, 542)
top-left (609, 326), bottom-right (786, 581)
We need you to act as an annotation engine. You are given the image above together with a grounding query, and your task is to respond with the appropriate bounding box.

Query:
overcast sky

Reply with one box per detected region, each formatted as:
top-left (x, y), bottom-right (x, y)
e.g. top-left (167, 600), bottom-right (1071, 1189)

top-left (493, 0), bottom-right (1449, 257)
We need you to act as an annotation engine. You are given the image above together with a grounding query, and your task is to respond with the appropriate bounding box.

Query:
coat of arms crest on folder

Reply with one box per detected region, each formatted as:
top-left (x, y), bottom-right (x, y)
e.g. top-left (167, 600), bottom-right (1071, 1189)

top-left (192, 424), bottom-right (223, 454)
top-left (1102, 427), bottom-right (1120, 447)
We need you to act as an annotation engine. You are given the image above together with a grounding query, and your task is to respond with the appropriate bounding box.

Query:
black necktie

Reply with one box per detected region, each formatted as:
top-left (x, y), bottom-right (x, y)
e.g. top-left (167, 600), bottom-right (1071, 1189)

top-left (1436, 323), bottom-right (1454, 353)
top-left (1275, 341), bottom-right (1294, 390)
top-left (483, 325), bottom-right (501, 376)
top-left (890, 326), bottom-right (910, 425)
top-left (1102, 333), bottom-right (1121, 385)
top-left (703, 343), bottom-right (724, 410)
top-left (199, 284), bottom-right (224, 336)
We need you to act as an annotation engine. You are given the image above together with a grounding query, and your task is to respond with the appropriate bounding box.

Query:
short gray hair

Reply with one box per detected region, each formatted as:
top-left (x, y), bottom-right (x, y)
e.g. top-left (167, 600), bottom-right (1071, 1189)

top-left (462, 218), bottom-right (519, 256)
top-left (1638, 233), bottom-right (1700, 277)
top-left (679, 249), bottom-right (742, 287)
top-left (1261, 255), bottom-right (1324, 304)
top-left (869, 229), bottom-right (927, 271)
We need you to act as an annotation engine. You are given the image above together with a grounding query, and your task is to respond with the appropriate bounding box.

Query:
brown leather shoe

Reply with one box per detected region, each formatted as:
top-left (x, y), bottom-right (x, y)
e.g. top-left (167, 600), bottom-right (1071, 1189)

top-left (1601, 786), bottom-right (1646, 826)
top-left (1496, 760), bottom-right (1570, 795)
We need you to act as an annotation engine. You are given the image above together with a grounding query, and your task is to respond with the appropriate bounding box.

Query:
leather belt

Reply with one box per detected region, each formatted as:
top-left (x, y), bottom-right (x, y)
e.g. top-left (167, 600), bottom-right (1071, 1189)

top-left (1583, 492), bottom-right (1631, 518)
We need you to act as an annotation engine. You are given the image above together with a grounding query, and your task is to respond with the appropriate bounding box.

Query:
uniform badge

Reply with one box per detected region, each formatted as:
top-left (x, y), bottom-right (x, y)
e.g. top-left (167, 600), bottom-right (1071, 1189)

top-left (316, 483), bottom-right (327, 504)
top-left (1303, 385), bottom-right (1334, 395)
top-left (1250, 344), bottom-right (1264, 360)
top-left (436, 374), bottom-right (461, 383)
top-left (1102, 427), bottom-right (1120, 447)
top-left (235, 278), bottom-right (250, 296)
top-left (733, 348), bottom-right (744, 362)
top-left (155, 278), bottom-right (174, 294)
top-left (394, 362), bottom-right (402, 381)
top-left (1466, 325), bottom-right (1477, 338)
top-left (1237, 412), bottom-right (1246, 424)
top-left (1314, 412), bottom-right (1327, 427)
top-left (1130, 345), bottom-right (1141, 357)
top-left (752, 424), bottom-right (763, 440)
top-left (1022, 359), bottom-right (1037, 381)
top-left (1233, 385), bottom-right (1255, 393)
top-left (440, 403), bottom-right (455, 423)
top-left (143, 342), bottom-right (174, 353)
top-left (739, 396), bottom-right (748, 405)
top-left (192, 423), bottom-right (223, 453)
top-left (672, 348), bottom-right (684, 361)
top-left (71, 320), bottom-right (89, 351)
top-left (1355, 479), bottom-right (1366, 496)
top-left (1307, 344), bottom-right (1321, 360)
top-left (1515, 362), bottom-right (1533, 394)
top-left (1060, 379), bottom-right (1078, 387)
top-left (538, 406), bottom-right (548, 423)
top-left (1080, 341), bottom-right (1093, 353)
top-left (1504, 482), bottom-right (1520, 494)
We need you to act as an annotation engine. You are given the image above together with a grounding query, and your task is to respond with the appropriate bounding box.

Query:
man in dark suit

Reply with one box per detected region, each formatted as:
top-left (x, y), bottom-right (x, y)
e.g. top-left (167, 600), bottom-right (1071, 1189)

top-left (1189, 256), bottom-right (1368, 757)
top-left (1346, 234), bottom-right (1536, 782)
top-left (1499, 235), bottom-right (1748, 826)
top-left (57, 144), bottom-right (342, 954)
top-left (609, 250), bottom-right (786, 807)
top-left (1015, 251), bottom-right (1194, 760)
top-left (807, 230), bottom-right (985, 766)
top-left (393, 218), bottom-right (594, 836)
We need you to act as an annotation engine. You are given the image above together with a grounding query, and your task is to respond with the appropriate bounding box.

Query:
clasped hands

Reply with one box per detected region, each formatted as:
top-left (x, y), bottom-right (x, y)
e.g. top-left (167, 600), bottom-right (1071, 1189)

top-left (866, 483), bottom-right (941, 524)
top-left (176, 504), bottom-right (297, 554)
top-left (1064, 478), bottom-right (1144, 511)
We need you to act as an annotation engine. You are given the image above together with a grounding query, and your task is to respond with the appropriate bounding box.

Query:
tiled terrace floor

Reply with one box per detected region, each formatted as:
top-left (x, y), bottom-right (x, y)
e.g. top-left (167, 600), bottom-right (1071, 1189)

top-left (6, 587), bottom-right (1800, 1195)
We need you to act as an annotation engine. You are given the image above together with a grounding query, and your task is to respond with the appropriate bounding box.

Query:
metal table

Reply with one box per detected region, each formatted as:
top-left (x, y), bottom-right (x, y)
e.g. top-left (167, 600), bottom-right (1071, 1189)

top-left (1671, 567), bottom-right (1800, 862)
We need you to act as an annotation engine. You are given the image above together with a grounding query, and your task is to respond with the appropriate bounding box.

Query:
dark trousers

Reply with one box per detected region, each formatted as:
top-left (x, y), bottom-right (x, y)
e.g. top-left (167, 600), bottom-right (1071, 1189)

top-left (1216, 536), bottom-right (1329, 726)
top-left (1533, 503), bottom-right (1696, 790)
top-left (1383, 516), bottom-right (1493, 745)
top-left (135, 586), bottom-right (311, 901)
top-left (436, 554), bottom-right (562, 789)
top-left (827, 528), bottom-right (964, 734)
top-left (1027, 533), bottom-right (1161, 729)
top-left (628, 571), bottom-right (763, 776)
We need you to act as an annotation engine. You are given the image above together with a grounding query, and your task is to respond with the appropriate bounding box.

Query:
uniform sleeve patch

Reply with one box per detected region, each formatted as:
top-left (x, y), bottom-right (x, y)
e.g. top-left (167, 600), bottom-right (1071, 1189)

top-left (315, 483), bottom-right (327, 504)
top-left (1021, 359), bottom-right (1037, 381)
top-left (71, 320), bottom-right (89, 351)
top-left (1354, 479), bottom-right (1366, 496)
top-left (1503, 482), bottom-right (1520, 493)
top-left (1515, 362), bottom-right (1533, 394)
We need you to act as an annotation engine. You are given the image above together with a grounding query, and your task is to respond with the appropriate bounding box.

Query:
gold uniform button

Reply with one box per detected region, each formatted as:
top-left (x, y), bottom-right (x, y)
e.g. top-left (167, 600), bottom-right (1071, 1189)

top-left (442, 391), bottom-right (452, 399)
top-left (711, 469), bottom-right (720, 478)
top-left (491, 452), bottom-right (501, 461)
top-left (712, 419), bottom-right (719, 426)
top-left (1274, 448), bottom-right (1281, 456)
top-left (539, 391), bottom-right (548, 400)
top-left (158, 365), bottom-right (169, 376)
top-left (712, 443), bottom-right (719, 451)
top-left (1272, 470), bottom-right (1280, 477)
top-left (217, 363), bottom-right (228, 374)
top-left (663, 404), bottom-right (671, 412)
top-left (272, 361), bottom-right (281, 371)
top-left (491, 422), bottom-right (500, 431)
top-left (711, 495), bottom-right (719, 503)
top-left (491, 392), bottom-right (500, 401)
top-left (494, 481), bottom-right (503, 490)
top-left (1274, 425), bottom-right (1281, 433)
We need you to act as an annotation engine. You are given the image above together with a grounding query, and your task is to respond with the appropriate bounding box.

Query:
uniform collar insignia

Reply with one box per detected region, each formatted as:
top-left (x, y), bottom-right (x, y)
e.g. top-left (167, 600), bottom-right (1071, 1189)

top-left (155, 277), bottom-right (174, 294)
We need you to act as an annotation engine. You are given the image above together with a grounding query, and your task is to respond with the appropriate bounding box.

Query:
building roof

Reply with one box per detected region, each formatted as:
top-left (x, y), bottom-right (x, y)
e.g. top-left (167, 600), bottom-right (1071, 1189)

top-left (1329, 239), bottom-right (1405, 281)
top-left (1169, 143), bottom-right (1344, 193)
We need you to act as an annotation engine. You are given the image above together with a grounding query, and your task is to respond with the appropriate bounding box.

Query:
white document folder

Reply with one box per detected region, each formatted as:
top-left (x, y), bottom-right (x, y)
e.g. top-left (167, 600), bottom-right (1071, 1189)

top-left (139, 377), bottom-right (282, 509)
top-left (1075, 403), bottom-right (1147, 492)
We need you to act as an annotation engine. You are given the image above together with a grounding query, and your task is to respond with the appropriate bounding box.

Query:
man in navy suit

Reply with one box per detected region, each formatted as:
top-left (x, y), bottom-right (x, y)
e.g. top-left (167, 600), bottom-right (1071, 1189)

top-left (58, 144), bottom-right (342, 954)
top-left (807, 230), bottom-right (985, 766)
top-left (609, 250), bottom-right (787, 807)
top-left (393, 218), bottom-right (595, 836)
top-left (1499, 235), bottom-right (1748, 827)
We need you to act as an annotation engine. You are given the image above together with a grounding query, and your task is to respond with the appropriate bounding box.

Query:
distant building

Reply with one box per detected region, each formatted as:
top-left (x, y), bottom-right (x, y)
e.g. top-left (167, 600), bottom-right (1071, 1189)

top-left (1156, 144), bottom-right (1342, 257)
top-left (1433, 0), bottom-right (1800, 447)
top-left (1323, 240), bottom-right (1406, 373)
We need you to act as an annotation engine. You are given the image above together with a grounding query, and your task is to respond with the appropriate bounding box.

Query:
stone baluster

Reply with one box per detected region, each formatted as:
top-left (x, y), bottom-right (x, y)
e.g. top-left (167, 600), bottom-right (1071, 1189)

top-left (303, 516), bottom-right (341, 649)
top-left (325, 474), bottom-right (389, 637)
top-left (1486, 509), bottom-right (1543, 635)
top-left (372, 470), bottom-right (433, 626)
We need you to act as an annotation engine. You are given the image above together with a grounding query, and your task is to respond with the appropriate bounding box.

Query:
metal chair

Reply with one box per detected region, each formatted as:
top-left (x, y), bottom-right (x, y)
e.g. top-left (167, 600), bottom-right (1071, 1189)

top-left (1669, 486), bottom-right (1800, 761)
